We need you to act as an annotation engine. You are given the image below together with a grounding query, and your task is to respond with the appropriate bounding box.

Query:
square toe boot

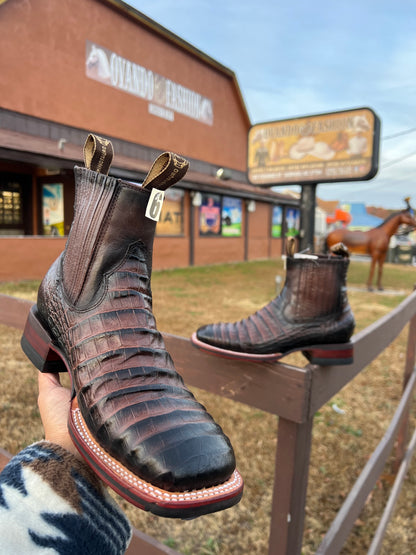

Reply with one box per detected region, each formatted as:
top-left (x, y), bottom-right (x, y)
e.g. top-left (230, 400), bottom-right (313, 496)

top-left (21, 134), bottom-right (243, 518)
top-left (192, 240), bottom-right (355, 365)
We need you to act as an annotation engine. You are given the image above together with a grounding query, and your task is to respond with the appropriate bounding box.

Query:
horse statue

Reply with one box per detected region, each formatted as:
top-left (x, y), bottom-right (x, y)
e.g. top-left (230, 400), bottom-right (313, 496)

top-left (326, 199), bottom-right (416, 291)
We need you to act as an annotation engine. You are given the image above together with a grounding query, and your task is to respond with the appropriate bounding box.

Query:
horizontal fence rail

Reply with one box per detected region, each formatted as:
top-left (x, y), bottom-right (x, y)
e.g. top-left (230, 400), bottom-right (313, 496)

top-left (308, 289), bottom-right (416, 417)
top-left (315, 369), bottom-right (416, 554)
top-left (1, 290), bottom-right (416, 554)
top-left (368, 426), bottom-right (416, 555)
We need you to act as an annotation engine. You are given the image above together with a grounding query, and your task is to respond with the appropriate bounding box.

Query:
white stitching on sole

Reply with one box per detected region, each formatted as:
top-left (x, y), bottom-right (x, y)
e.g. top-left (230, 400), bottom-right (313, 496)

top-left (71, 407), bottom-right (242, 503)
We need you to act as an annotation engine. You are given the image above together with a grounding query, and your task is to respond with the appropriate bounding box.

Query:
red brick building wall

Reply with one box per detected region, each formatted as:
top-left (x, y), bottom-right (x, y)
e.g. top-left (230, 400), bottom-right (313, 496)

top-left (0, 0), bottom-right (297, 281)
top-left (0, 0), bottom-right (249, 170)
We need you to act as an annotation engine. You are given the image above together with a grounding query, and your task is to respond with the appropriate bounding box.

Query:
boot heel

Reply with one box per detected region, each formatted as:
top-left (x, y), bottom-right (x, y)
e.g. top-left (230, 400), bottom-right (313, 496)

top-left (303, 342), bottom-right (354, 366)
top-left (21, 306), bottom-right (67, 373)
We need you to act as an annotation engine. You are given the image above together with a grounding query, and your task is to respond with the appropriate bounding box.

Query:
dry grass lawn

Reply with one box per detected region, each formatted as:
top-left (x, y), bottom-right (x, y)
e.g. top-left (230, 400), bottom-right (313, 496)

top-left (1, 259), bottom-right (416, 554)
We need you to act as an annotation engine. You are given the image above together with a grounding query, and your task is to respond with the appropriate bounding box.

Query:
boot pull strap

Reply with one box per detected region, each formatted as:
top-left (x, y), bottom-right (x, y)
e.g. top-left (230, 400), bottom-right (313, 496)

top-left (286, 236), bottom-right (296, 257)
top-left (142, 152), bottom-right (189, 191)
top-left (83, 134), bottom-right (114, 175)
top-left (330, 242), bottom-right (350, 258)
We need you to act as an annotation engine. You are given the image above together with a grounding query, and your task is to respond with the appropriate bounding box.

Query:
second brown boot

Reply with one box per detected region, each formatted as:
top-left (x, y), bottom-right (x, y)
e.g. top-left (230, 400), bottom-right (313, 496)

top-left (192, 240), bottom-right (355, 365)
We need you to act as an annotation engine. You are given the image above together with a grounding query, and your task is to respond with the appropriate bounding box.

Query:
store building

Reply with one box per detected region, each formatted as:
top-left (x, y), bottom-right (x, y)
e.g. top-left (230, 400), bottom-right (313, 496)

top-left (0, 0), bottom-right (299, 281)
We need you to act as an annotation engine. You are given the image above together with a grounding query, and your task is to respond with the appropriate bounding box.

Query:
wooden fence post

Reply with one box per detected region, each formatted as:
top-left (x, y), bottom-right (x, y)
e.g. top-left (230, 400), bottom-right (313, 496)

top-left (394, 286), bottom-right (416, 471)
top-left (268, 417), bottom-right (314, 555)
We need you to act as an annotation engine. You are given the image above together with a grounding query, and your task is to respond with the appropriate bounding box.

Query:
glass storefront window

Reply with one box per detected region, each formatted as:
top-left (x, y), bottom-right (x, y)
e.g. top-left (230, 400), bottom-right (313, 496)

top-left (0, 182), bottom-right (23, 233)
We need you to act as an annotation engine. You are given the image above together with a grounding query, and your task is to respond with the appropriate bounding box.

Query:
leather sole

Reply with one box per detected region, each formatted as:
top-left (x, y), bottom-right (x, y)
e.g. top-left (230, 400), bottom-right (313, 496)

top-left (21, 305), bottom-right (244, 518)
top-left (191, 332), bottom-right (354, 366)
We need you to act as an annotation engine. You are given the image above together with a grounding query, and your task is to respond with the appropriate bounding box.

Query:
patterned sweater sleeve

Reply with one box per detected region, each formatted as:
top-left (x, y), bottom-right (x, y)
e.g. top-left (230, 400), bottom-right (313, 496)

top-left (0, 441), bottom-right (132, 554)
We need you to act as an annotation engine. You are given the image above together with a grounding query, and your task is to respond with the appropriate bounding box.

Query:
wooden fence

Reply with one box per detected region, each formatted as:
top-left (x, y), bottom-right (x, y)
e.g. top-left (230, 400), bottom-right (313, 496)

top-left (1, 290), bottom-right (416, 554)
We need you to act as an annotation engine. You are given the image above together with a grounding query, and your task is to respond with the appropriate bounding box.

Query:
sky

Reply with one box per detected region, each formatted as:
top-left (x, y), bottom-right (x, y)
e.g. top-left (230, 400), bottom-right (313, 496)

top-left (126, 0), bottom-right (416, 210)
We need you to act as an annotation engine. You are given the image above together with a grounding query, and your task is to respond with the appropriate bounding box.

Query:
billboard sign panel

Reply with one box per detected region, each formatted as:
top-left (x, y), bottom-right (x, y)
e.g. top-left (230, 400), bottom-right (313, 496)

top-left (248, 107), bottom-right (380, 186)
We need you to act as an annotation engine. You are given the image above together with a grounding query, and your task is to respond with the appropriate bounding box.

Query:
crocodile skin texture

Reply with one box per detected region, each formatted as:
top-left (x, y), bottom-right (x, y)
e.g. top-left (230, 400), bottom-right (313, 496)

top-left (36, 167), bottom-right (236, 493)
top-left (196, 254), bottom-right (355, 355)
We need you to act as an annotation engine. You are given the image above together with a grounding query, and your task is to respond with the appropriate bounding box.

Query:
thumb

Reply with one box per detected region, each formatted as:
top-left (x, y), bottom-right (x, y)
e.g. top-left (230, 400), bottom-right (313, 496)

top-left (38, 371), bottom-right (62, 394)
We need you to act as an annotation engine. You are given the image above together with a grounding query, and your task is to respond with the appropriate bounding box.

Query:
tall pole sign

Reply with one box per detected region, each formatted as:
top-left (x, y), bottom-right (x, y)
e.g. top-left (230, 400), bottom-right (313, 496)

top-left (247, 107), bottom-right (381, 251)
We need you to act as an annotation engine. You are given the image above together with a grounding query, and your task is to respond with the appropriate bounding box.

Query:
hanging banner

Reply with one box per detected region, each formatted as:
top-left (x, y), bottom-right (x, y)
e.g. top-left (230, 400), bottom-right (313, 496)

top-left (199, 194), bottom-right (221, 236)
top-left (285, 207), bottom-right (300, 237)
top-left (156, 188), bottom-right (184, 236)
top-left (221, 197), bottom-right (242, 237)
top-left (248, 107), bottom-right (380, 186)
top-left (42, 184), bottom-right (64, 236)
top-left (271, 205), bottom-right (283, 238)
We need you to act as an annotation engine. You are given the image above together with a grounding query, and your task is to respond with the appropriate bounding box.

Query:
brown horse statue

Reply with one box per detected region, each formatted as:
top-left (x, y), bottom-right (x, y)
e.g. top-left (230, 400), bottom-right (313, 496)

top-left (326, 207), bottom-right (416, 291)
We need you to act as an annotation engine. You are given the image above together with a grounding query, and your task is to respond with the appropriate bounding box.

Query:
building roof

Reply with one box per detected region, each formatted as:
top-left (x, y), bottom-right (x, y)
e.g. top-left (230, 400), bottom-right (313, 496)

top-left (278, 188), bottom-right (300, 199)
top-left (317, 198), bottom-right (339, 214)
top-left (100, 0), bottom-right (251, 127)
top-left (366, 206), bottom-right (395, 220)
top-left (0, 108), bottom-right (297, 206)
top-left (343, 202), bottom-right (383, 229)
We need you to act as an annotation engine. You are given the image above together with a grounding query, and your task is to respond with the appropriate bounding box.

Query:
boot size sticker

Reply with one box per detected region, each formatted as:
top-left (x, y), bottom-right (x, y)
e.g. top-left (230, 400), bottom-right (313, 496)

top-left (145, 188), bottom-right (165, 221)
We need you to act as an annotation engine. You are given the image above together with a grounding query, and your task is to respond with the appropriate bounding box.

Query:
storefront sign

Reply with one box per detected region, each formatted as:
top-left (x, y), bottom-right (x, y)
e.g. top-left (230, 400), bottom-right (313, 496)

top-left (221, 197), bottom-right (242, 237)
top-left (248, 107), bottom-right (380, 186)
top-left (85, 41), bottom-right (213, 125)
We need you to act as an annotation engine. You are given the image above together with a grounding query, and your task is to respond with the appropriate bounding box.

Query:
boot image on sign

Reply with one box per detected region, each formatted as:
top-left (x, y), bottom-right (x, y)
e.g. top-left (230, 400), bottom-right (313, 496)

top-left (192, 238), bottom-right (355, 365)
top-left (21, 134), bottom-right (243, 519)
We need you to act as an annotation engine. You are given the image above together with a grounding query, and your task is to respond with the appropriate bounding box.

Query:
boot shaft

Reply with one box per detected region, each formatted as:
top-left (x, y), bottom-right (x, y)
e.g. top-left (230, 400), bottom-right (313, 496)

top-left (60, 135), bottom-right (188, 308)
top-left (281, 250), bottom-right (350, 322)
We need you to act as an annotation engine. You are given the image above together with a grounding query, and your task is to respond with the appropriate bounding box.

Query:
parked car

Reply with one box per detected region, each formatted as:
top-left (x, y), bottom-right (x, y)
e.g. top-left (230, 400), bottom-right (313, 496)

top-left (395, 234), bottom-right (413, 247)
top-left (389, 234), bottom-right (415, 264)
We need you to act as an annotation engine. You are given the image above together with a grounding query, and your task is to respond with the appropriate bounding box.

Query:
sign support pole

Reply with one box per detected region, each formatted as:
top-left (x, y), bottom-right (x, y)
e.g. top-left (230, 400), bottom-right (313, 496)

top-left (299, 183), bottom-right (317, 252)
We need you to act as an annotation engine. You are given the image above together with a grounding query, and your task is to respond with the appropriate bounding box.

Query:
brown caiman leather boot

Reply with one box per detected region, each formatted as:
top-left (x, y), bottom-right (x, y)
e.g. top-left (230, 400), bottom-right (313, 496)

top-left (192, 240), bottom-right (355, 365)
top-left (21, 134), bottom-right (243, 518)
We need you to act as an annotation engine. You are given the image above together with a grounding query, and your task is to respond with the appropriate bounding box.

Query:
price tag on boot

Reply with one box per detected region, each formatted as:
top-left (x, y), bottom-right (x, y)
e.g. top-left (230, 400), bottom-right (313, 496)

top-left (145, 188), bottom-right (165, 221)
